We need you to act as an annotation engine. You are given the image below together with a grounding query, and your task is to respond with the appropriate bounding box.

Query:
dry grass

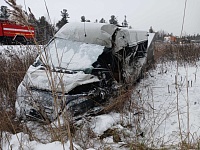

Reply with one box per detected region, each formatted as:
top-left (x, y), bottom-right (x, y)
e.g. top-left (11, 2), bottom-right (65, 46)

top-left (0, 54), bottom-right (35, 133)
top-left (154, 43), bottom-right (200, 64)
top-left (1, 40), bottom-right (200, 149)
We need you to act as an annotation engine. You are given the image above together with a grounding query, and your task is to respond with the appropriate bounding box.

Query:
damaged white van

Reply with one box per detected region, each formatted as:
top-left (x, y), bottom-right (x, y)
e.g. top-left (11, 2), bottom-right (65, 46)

top-left (16, 22), bottom-right (155, 122)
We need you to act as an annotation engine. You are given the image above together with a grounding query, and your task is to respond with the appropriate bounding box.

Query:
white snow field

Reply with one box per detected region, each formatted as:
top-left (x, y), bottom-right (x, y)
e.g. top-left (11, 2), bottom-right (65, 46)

top-left (134, 61), bottom-right (200, 148)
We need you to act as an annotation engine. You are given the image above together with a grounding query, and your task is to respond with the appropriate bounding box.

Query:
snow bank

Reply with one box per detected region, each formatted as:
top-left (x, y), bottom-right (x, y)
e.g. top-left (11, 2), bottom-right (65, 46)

top-left (2, 132), bottom-right (81, 150)
top-left (91, 113), bottom-right (121, 134)
top-left (4, 44), bottom-right (200, 148)
top-left (0, 45), bottom-right (39, 59)
top-left (135, 61), bottom-right (200, 146)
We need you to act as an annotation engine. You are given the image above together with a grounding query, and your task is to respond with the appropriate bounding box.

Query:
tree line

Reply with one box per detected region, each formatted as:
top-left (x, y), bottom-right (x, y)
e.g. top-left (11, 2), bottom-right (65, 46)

top-left (0, 6), bottom-right (69, 44)
top-left (33, 12), bottom-right (130, 44)
top-left (154, 30), bottom-right (200, 42)
top-left (1, 5), bottom-right (132, 44)
top-left (1, 5), bottom-right (200, 45)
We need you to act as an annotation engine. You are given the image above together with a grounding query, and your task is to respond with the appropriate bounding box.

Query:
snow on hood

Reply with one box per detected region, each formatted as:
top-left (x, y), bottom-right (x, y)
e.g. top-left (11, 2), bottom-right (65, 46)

top-left (24, 65), bottom-right (99, 93)
top-left (42, 38), bottom-right (104, 71)
top-left (55, 22), bottom-right (117, 48)
top-left (20, 36), bottom-right (105, 93)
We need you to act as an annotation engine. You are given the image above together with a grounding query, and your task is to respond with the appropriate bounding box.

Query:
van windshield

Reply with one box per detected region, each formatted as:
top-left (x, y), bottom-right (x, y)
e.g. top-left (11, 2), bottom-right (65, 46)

top-left (42, 37), bottom-right (104, 71)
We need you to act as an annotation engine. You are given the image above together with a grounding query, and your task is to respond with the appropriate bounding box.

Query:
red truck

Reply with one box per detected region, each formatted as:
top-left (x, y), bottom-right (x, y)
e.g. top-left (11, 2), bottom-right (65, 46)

top-left (0, 19), bottom-right (35, 45)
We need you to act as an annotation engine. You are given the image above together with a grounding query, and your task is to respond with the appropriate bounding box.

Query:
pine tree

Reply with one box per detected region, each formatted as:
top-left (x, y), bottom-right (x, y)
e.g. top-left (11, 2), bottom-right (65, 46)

top-left (123, 15), bottom-right (128, 27)
top-left (0, 6), bottom-right (9, 19)
top-left (81, 16), bottom-right (86, 22)
top-left (27, 7), bottom-right (37, 25)
top-left (56, 9), bottom-right (69, 30)
top-left (36, 16), bottom-right (55, 44)
top-left (109, 15), bottom-right (118, 25)
top-left (81, 16), bottom-right (90, 22)
top-left (99, 18), bottom-right (105, 23)
top-left (149, 26), bottom-right (154, 33)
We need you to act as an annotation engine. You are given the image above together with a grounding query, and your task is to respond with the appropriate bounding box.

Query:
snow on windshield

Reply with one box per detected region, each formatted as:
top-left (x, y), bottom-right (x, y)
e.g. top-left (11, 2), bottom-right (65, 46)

top-left (42, 38), bottom-right (104, 70)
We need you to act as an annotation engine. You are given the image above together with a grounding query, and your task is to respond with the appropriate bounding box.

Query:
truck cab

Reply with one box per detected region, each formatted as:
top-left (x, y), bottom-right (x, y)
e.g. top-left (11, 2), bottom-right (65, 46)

top-left (0, 19), bottom-right (35, 45)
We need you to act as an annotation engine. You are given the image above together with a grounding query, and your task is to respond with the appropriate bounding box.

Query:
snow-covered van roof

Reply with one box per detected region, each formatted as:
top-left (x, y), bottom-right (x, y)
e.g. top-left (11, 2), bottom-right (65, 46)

top-left (55, 22), bottom-right (117, 48)
top-left (55, 22), bottom-right (148, 51)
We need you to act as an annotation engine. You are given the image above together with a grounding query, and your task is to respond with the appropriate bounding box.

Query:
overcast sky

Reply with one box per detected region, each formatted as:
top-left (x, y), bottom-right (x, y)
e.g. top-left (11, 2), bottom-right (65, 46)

top-left (1, 0), bottom-right (200, 36)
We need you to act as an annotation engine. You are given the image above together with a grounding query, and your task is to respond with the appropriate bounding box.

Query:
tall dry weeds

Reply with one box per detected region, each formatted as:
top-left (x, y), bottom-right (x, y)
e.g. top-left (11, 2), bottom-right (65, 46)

top-left (0, 54), bottom-right (35, 133)
top-left (2, 0), bottom-right (200, 149)
top-left (155, 43), bottom-right (200, 64)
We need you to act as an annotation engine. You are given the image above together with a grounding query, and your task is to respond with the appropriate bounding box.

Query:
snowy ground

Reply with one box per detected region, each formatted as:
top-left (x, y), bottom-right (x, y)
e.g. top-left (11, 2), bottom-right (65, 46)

top-left (1, 44), bottom-right (200, 149)
top-left (2, 61), bottom-right (200, 149)
top-left (0, 45), bottom-right (39, 58)
top-left (135, 61), bottom-right (200, 147)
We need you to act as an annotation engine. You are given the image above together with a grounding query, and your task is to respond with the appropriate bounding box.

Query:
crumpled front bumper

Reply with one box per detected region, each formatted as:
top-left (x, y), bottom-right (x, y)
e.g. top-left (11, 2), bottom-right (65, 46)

top-left (15, 82), bottom-right (111, 121)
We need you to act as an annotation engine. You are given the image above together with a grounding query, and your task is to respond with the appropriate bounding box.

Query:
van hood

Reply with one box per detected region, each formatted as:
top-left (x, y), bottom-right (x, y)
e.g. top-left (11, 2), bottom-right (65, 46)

top-left (23, 65), bottom-right (100, 93)
top-left (43, 38), bottom-right (105, 71)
